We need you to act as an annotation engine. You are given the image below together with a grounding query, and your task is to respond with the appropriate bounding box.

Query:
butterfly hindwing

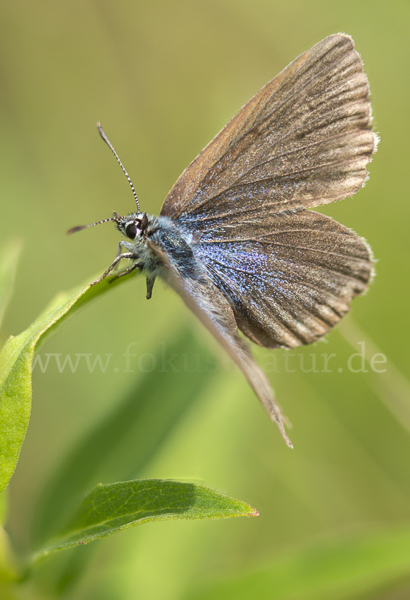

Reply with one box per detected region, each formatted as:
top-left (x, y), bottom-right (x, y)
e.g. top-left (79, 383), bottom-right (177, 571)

top-left (194, 209), bottom-right (373, 349)
top-left (147, 239), bottom-right (293, 447)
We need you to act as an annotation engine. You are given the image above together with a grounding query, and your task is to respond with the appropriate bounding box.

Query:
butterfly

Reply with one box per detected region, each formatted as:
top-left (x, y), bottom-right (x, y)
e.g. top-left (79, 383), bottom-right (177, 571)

top-left (69, 34), bottom-right (378, 448)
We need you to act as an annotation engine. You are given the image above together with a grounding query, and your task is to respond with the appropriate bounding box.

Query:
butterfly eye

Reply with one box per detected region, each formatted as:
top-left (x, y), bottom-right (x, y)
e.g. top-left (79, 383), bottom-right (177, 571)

top-left (125, 222), bottom-right (137, 239)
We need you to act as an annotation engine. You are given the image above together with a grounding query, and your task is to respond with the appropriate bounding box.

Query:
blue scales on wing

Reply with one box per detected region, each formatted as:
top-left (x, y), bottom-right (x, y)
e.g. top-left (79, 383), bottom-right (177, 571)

top-left (192, 209), bottom-right (372, 349)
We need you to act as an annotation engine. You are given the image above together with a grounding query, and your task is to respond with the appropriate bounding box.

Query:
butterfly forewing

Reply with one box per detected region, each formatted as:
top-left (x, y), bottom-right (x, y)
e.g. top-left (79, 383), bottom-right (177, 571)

top-left (161, 33), bottom-right (376, 222)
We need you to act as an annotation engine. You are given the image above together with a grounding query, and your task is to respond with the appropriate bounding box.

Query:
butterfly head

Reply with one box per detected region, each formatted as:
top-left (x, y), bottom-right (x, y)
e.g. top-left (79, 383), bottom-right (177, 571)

top-left (115, 212), bottom-right (149, 240)
top-left (67, 210), bottom-right (150, 239)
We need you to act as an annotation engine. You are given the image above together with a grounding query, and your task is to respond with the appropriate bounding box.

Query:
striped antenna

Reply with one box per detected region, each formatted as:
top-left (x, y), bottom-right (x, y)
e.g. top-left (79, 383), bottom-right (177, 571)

top-left (67, 213), bottom-right (120, 235)
top-left (97, 122), bottom-right (140, 212)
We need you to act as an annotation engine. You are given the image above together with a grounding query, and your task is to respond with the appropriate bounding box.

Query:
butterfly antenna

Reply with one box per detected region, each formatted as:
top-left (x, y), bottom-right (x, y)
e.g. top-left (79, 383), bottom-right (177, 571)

top-left (97, 122), bottom-right (140, 212)
top-left (67, 213), bottom-right (120, 235)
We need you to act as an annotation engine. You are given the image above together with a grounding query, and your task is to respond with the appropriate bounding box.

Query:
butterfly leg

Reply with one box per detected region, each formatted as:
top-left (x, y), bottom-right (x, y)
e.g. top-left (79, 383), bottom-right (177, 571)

top-left (91, 252), bottom-right (137, 285)
top-left (108, 261), bottom-right (143, 283)
top-left (113, 241), bottom-right (135, 267)
top-left (102, 241), bottom-right (137, 276)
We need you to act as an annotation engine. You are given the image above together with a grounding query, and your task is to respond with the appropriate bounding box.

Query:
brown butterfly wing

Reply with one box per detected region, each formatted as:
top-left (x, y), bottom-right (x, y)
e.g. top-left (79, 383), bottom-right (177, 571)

top-left (194, 209), bottom-right (373, 349)
top-left (160, 33), bottom-right (377, 222)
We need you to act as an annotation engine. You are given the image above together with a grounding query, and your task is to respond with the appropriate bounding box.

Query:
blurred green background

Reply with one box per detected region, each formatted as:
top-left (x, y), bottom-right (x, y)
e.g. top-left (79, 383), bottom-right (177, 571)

top-left (1, 0), bottom-right (410, 598)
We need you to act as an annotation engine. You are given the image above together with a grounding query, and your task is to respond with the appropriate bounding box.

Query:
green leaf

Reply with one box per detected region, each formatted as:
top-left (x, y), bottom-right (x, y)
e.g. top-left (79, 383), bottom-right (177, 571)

top-left (32, 328), bottom-right (217, 546)
top-left (0, 239), bottom-right (22, 331)
top-left (0, 271), bottom-right (137, 492)
top-left (34, 479), bottom-right (258, 560)
top-left (187, 524), bottom-right (410, 600)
